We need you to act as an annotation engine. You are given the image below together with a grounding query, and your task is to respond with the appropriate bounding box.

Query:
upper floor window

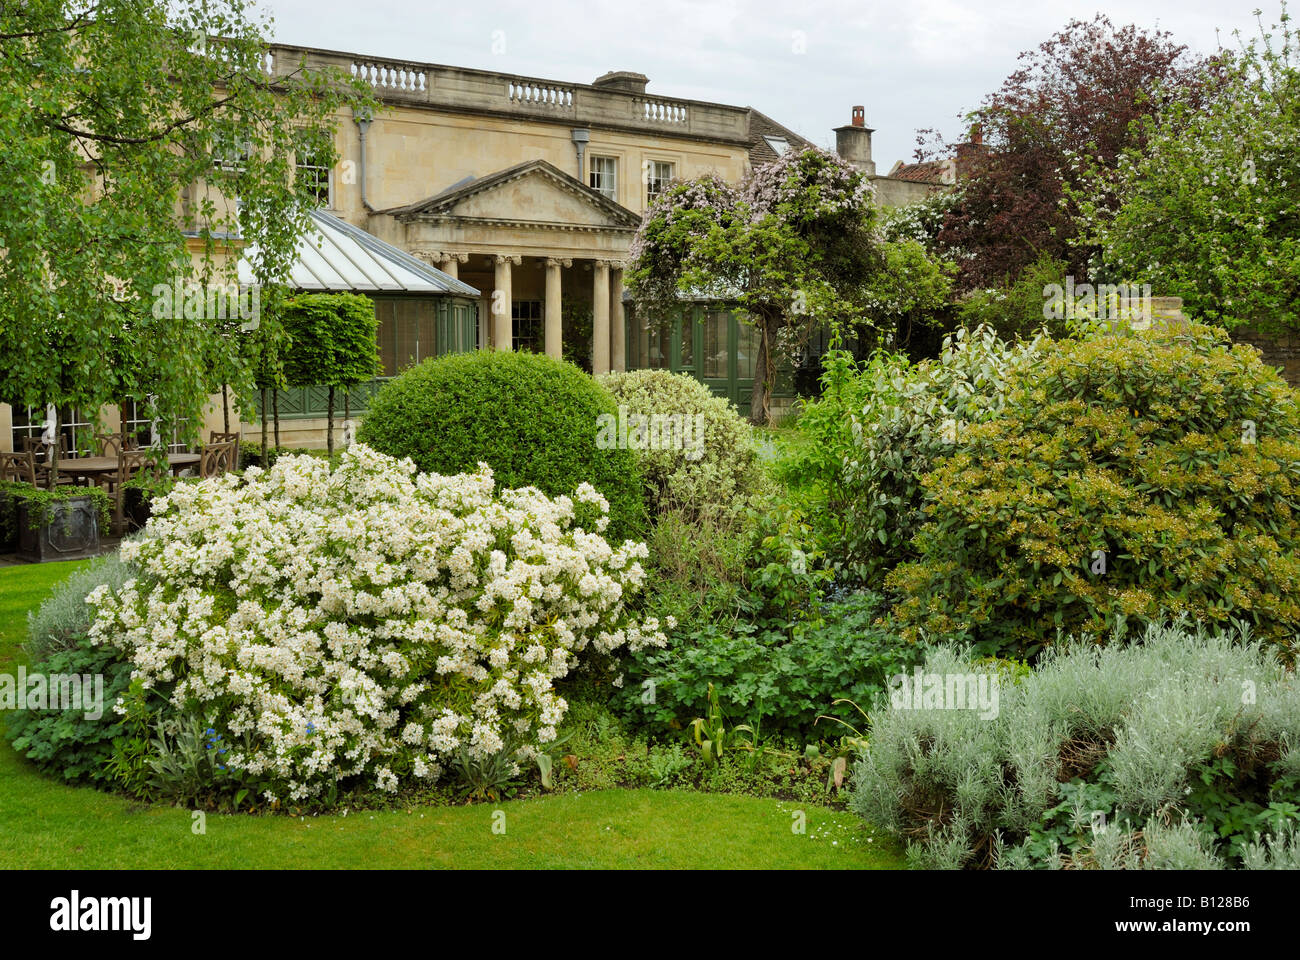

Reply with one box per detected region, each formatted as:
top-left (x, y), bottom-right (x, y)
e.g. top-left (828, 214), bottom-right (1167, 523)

top-left (212, 137), bottom-right (252, 175)
top-left (645, 160), bottom-right (675, 204)
top-left (763, 136), bottom-right (790, 155)
top-left (296, 149), bottom-right (332, 208)
top-left (211, 137), bottom-right (252, 233)
top-left (589, 155), bottom-right (617, 201)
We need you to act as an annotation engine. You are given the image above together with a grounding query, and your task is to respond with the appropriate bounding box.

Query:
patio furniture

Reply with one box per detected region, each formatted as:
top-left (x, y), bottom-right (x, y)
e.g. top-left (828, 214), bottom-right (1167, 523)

top-left (93, 432), bottom-right (137, 458)
top-left (210, 431), bottom-right (240, 445)
top-left (199, 440), bottom-right (237, 478)
top-left (58, 451), bottom-right (200, 484)
top-left (99, 447), bottom-right (147, 534)
top-left (20, 435), bottom-right (66, 454)
top-left (0, 447), bottom-right (76, 488)
top-left (0, 449), bottom-right (35, 484)
top-left (165, 451), bottom-right (201, 476)
top-left (20, 435), bottom-right (71, 466)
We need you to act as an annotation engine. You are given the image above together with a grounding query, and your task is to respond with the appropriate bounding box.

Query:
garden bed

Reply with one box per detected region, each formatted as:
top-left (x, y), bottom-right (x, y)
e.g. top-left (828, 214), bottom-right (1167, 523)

top-left (0, 560), bottom-right (903, 870)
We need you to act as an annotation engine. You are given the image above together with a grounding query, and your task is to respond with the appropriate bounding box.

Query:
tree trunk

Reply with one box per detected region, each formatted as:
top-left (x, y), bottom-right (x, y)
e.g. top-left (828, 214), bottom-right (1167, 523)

top-left (260, 387), bottom-right (268, 465)
top-left (344, 389), bottom-right (350, 426)
top-left (221, 384), bottom-right (230, 435)
top-left (326, 385), bottom-right (335, 457)
top-left (749, 313), bottom-right (776, 426)
top-left (273, 389), bottom-right (281, 451)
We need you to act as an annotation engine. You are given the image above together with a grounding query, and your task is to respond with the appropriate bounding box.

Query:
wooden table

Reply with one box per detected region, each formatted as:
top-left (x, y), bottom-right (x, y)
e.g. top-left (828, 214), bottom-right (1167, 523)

top-left (56, 453), bottom-right (202, 535)
top-left (57, 452), bottom-right (202, 482)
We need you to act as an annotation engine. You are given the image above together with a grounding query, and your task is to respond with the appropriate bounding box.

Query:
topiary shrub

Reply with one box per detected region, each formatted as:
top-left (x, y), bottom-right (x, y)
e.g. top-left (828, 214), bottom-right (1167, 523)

top-left (82, 446), bottom-right (668, 805)
top-left (597, 368), bottom-right (760, 519)
top-left (851, 621), bottom-right (1300, 870)
top-left (358, 350), bottom-right (645, 541)
top-left (887, 324), bottom-right (1300, 658)
top-left (280, 292), bottom-right (380, 456)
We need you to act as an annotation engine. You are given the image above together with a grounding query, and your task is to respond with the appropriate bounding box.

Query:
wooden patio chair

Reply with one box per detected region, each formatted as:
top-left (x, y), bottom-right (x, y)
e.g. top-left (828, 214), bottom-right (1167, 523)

top-left (200, 437), bottom-right (239, 476)
top-left (210, 430), bottom-right (240, 445)
top-left (0, 449), bottom-right (37, 484)
top-left (199, 441), bottom-right (237, 478)
top-left (101, 447), bottom-right (147, 534)
top-left (20, 435), bottom-right (70, 460)
top-left (3, 445), bottom-right (76, 488)
top-left (94, 432), bottom-right (137, 458)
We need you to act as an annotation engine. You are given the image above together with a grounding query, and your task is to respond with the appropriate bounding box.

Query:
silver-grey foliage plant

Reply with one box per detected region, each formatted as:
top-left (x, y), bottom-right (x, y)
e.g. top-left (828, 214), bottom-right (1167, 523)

top-left (850, 620), bottom-right (1300, 869)
top-left (25, 551), bottom-right (142, 663)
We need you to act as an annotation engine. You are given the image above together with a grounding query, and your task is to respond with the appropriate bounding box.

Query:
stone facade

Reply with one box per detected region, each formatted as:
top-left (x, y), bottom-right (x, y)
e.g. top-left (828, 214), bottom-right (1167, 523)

top-left (241, 46), bottom-right (880, 444)
top-left (870, 175), bottom-right (943, 208)
top-left (2, 42), bottom-right (934, 451)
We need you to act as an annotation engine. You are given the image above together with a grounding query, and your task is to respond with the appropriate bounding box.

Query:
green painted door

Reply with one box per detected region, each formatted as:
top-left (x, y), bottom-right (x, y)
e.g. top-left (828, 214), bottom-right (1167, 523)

top-left (698, 307), bottom-right (732, 400)
top-left (436, 298), bottom-right (477, 356)
top-left (624, 304), bottom-right (780, 412)
top-left (734, 315), bottom-right (761, 408)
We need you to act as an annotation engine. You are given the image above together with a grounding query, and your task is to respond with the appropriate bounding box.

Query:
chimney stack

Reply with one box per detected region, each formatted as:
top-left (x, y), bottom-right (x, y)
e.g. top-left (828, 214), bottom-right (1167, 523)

top-left (834, 105), bottom-right (875, 175)
top-left (593, 70), bottom-right (649, 95)
top-left (953, 122), bottom-right (989, 180)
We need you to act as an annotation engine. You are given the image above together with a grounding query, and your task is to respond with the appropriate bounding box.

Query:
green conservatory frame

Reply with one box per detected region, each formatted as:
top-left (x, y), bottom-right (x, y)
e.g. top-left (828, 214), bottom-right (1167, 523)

top-left (271, 294), bottom-right (479, 420)
top-left (625, 303), bottom-right (795, 408)
top-left (274, 298), bottom-right (798, 421)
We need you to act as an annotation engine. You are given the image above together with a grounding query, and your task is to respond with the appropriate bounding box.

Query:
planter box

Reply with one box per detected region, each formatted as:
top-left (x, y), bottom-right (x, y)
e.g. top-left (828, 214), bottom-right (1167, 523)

top-left (0, 487), bottom-right (17, 554)
top-left (15, 495), bottom-right (101, 562)
top-left (124, 487), bottom-right (152, 533)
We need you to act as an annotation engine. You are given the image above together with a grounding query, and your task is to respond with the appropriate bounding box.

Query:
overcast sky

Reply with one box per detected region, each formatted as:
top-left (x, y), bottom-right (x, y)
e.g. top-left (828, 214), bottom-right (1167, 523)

top-left (264, 0), bottom-right (1273, 171)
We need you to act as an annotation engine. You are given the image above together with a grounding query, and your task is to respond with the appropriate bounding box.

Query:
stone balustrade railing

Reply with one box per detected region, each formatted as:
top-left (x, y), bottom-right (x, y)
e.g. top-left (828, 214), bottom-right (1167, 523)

top-left (636, 97), bottom-right (689, 125)
top-left (507, 80), bottom-right (574, 109)
top-left (263, 44), bottom-right (746, 142)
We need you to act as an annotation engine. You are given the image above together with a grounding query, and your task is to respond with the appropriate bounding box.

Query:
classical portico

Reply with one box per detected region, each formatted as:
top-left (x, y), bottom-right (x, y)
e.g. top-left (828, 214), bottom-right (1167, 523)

top-left (378, 159), bottom-right (639, 373)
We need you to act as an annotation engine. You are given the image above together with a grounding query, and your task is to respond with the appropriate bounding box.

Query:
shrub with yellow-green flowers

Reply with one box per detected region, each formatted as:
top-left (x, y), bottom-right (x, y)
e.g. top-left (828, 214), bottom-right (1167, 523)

top-left (887, 323), bottom-right (1300, 660)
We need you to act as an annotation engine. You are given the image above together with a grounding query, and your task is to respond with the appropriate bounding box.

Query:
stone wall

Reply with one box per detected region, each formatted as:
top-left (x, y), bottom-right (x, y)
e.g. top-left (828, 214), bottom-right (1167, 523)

top-left (1228, 325), bottom-right (1300, 386)
top-left (870, 175), bottom-right (942, 209)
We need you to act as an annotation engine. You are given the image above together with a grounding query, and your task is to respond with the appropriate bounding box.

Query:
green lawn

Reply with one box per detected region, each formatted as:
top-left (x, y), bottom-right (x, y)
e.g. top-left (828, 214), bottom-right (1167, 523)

top-left (0, 559), bottom-right (904, 869)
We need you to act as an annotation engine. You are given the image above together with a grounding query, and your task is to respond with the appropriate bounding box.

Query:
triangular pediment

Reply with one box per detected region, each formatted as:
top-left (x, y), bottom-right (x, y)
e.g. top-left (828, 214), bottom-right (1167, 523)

top-left (387, 160), bottom-right (640, 230)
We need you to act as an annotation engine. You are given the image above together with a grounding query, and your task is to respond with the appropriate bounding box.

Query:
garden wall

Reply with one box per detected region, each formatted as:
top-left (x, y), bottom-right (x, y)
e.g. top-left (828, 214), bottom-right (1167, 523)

top-left (1229, 325), bottom-right (1300, 387)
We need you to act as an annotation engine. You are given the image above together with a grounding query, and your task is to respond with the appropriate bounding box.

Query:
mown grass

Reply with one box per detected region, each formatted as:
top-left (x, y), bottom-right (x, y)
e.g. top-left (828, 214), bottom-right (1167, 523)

top-left (0, 559), bottom-right (904, 870)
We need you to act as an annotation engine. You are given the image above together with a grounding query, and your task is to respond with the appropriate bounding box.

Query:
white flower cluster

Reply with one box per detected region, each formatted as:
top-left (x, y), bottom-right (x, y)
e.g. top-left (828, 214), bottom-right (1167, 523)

top-left (86, 445), bottom-right (666, 801)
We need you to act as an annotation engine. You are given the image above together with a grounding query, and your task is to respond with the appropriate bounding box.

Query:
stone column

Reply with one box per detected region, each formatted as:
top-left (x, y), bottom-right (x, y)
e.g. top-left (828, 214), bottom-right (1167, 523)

top-left (545, 258), bottom-right (570, 360)
top-left (493, 255), bottom-right (519, 351)
top-left (610, 261), bottom-right (626, 373)
top-left (440, 252), bottom-right (467, 280)
top-left (592, 260), bottom-right (611, 375)
top-left (478, 295), bottom-right (491, 349)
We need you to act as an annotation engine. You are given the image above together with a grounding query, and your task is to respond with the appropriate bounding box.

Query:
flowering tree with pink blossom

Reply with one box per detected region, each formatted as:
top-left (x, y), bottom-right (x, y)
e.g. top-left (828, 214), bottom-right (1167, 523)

top-left (628, 149), bottom-right (880, 424)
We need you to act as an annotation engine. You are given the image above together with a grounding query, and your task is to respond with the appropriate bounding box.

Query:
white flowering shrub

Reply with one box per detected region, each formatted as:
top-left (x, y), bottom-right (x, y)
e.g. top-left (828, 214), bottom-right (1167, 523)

top-left (87, 446), bottom-right (668, 803)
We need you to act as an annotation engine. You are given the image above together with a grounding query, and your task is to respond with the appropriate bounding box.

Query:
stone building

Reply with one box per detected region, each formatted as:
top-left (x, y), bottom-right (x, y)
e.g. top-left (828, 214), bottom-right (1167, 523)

top-left (1, 40), bottom-right (926, 451)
